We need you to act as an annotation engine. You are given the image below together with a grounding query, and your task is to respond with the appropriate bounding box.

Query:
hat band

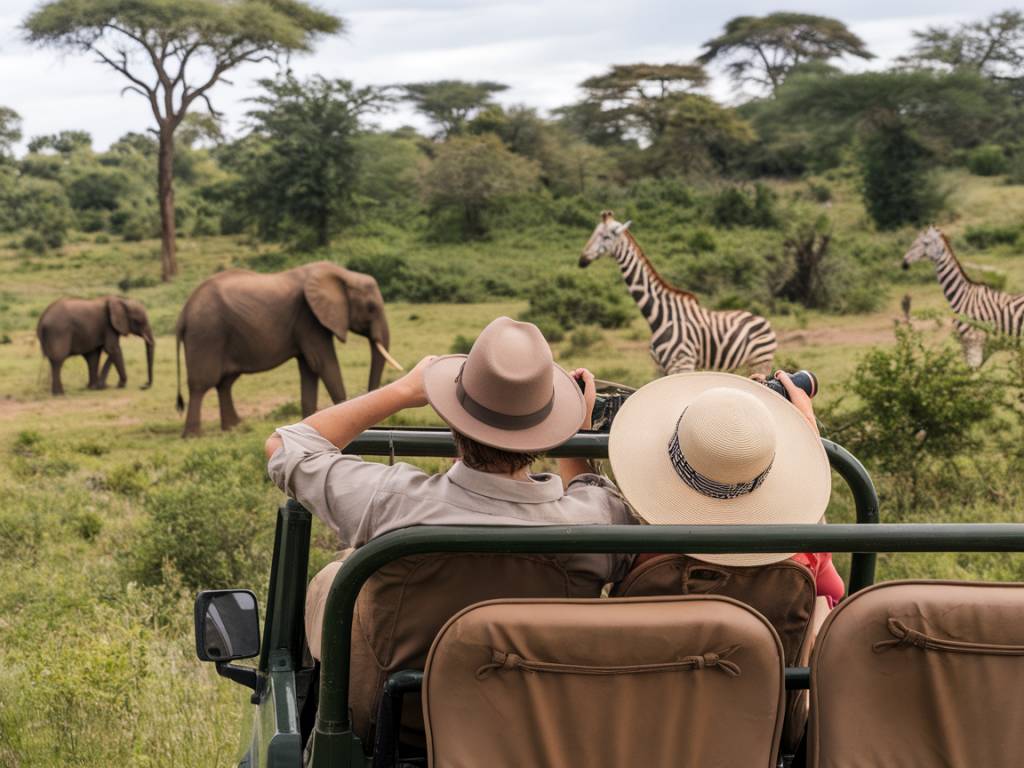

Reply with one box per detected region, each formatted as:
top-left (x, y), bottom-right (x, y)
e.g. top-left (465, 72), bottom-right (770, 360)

top-left (667, 411), bottom-right (774, 500)
top-left (455, 373), bottom-right (554, 431)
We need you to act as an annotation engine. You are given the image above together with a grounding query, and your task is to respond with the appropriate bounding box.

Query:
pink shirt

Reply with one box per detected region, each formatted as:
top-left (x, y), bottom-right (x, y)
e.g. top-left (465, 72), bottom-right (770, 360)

top-left (790, 552), bottom-right (845, 607)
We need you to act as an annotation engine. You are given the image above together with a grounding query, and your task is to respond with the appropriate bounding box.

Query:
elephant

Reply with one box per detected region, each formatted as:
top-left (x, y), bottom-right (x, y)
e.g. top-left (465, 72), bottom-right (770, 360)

top-left (36, 296), bottom-right (155, 395)
top-left (175, 261), bottom-right (403, 437)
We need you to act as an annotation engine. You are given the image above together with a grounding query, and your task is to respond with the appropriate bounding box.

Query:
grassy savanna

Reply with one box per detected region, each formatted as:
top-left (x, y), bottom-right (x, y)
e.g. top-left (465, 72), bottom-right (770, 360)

top-left (3, 171), bottom-right (1024, 765)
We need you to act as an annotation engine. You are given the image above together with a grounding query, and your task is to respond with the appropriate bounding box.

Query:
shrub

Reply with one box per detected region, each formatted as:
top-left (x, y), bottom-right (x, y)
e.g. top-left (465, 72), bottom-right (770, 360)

top-left (117, 274), bottom-right (158, 292)
top-left (710, 184), bottom-right (778, 229)
top-left (565, 326), bottom-right (603, 355)
top-left (522, 268), bottom-right (631, 331)
top-left (525, 315), bottom-right (566, 343)
top-left (686, 228), bottom-right (717, 252)
top-left (822, 327), bottom-right (996, 515)
top-left (125, 445), bottom-right (273, 591)
top-left (964, 224), bottom-right (1020, 249)
top-left (450, 334), bottom-right (475, 354)
top-left (966, 144), bottom-right (1008, 176)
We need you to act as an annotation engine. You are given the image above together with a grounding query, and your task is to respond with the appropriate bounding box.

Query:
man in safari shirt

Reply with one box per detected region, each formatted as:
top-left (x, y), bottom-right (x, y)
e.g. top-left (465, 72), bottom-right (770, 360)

top-left (265, 316), bottom-right (633, 663)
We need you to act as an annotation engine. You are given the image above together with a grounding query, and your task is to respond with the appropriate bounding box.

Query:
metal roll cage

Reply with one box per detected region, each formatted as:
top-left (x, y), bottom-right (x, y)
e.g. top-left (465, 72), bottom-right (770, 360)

top-left (247, 428), bottom-right (1024, 768)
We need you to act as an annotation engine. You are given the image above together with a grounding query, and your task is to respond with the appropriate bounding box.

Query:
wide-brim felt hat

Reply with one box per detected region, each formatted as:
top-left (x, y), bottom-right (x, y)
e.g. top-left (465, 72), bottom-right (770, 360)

top-left (424, 317), bottom-right (584, 453)
top-left (608, 372), bottom-right (831, 566)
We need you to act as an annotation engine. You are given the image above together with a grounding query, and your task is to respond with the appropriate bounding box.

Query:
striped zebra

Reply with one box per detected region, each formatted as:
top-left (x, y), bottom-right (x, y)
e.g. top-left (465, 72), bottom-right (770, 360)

top-left (579, 211), bottom-right (777, 375)
top-left (903, 225), bottom-right (1024, 368)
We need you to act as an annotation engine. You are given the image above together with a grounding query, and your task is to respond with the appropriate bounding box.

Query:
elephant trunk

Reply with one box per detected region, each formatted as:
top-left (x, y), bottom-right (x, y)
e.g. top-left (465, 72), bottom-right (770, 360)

top-left (368, 319), bottom-right (391, 392)
top-left (142, 327), bottom-right (154, 390)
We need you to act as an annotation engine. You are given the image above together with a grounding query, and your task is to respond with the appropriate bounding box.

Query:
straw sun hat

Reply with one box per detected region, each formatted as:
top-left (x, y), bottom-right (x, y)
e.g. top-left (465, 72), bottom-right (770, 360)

top-left (423, 317), bottom-right (585, 453)
top-left (608, 372), bottom-right (831, 566)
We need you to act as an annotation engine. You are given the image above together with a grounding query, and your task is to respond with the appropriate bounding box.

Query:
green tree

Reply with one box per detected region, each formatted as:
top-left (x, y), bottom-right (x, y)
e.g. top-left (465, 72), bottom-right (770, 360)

top-left (421, 133), bottom-right (539, 238)
top-left (228, 74), bottom-right (389, 248)
top-left (901, 10), bottom-right (1024, 83)
top-left (26, 130), bottom-right (92, 155)
top-left (23, 0), bottom-right (342, 280)
top-left (401, 80), bottom-right (508, 138)
top-left (649, 94), bottom-right (755, 175)
top-left (574, 63), bottom-right (708, 140)
top-left (0, 107), bottom-right (22, 160)
top-left (859, 119), bottom-right (944, 230)
top-left (699, 13), bottom-right (874, 93)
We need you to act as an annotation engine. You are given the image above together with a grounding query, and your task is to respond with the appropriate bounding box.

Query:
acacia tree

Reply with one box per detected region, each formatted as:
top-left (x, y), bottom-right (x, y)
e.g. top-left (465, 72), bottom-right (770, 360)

top-left (902, 10), bottom-right (1024, 83)
top-left (23, 0), bottom-right (341, 281)
top-left (699, 13), bottom-right (874, 94)
top-left (576, 63), bottom-right (708, 140)
top-left (401, 80), bottom-right (508, 139)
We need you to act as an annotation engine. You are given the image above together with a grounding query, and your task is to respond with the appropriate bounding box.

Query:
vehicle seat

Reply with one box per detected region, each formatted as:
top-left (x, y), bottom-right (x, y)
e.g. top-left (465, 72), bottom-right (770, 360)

top-left (346, 553), bottom-right (600, 748)
top-left (809, 580), bottom-right (1024, 767)
top-left (422, 595), bottom-right (786, 768)
top-left (611, 554), bottom-right (821, 751)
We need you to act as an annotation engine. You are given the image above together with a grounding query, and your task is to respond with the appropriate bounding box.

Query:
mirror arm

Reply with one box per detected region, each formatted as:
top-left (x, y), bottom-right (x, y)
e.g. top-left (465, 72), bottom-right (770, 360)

top-left (215, 661), bottom-right (261, 697)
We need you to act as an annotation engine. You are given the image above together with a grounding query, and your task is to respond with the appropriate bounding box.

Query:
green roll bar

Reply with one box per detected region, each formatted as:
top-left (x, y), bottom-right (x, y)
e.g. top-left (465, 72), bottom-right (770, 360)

top-left (300, 428), bottom-right (883, 766)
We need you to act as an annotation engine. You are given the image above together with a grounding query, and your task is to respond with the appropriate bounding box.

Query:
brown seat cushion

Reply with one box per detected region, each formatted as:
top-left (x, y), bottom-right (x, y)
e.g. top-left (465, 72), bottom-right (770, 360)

top-left (810, 580), bottom-right (1024, 768)
top-left (423, 595), bottom-right (786, 768)
top-left (348, 553), bottom-right (602, 746)
top-left (613, 553), bottom-right (818, 752)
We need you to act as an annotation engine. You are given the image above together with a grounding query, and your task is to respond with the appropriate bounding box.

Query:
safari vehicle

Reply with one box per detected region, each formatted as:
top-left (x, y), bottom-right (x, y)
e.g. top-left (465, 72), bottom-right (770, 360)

top-left (195, 428), bottom-right (1024, 768)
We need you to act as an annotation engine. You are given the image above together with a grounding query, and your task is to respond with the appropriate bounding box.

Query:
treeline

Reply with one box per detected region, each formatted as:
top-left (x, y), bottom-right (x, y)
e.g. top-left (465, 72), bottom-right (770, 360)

top-left (3, 10), bottom-right (1024, 303)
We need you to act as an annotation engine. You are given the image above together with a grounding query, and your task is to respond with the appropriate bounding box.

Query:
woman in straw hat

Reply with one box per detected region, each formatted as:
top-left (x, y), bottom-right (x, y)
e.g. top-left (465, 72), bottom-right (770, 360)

top-left (608, 370), bottom-right (844, 605)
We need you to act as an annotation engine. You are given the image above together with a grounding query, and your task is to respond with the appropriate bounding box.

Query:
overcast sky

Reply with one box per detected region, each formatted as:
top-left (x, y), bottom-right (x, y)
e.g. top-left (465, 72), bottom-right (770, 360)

top-left (0, 1), bottom-right (1016, 152)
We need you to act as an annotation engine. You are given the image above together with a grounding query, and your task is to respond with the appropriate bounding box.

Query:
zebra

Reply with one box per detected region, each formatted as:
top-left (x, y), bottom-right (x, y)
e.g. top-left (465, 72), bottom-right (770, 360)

top-left (579, 211), bottom-right (777, 375)
top-left (903, 225), bottom-right (1024, 368)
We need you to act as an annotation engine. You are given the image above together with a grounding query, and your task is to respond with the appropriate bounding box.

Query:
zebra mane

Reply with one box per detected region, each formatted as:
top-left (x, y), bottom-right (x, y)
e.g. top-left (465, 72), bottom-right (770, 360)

top-left (938, 231), bottom-right (981, 287)
top-left (624, 231), bottom-right (700, 303)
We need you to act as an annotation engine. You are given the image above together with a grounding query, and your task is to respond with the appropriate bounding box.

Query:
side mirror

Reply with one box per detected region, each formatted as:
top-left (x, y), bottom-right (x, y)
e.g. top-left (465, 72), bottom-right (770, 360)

top-left (194, 589), bottom-right (261, 661)
top-left (194, 589), bottom-right (263, 697)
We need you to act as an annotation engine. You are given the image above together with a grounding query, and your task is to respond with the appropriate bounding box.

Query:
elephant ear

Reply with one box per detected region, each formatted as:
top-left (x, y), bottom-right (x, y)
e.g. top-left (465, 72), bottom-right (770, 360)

top-left (304, 267), bottom-right (350, 342)
top-left (107, 298), bottom-right (130, 335)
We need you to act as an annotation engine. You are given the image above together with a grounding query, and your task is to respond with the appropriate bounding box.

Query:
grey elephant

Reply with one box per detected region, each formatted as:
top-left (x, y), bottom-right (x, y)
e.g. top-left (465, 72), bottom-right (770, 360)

top-left (36, 296), bottom-right (155, 395)
top-left (175, 261), bottom-right (402, 437)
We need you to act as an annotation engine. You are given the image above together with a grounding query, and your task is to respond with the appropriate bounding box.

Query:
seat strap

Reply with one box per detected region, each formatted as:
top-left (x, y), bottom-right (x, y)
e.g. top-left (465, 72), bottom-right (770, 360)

top-left (475, 645), bottom-right (742, 680)
top-left (873, 618), bottom-right (1024, 656)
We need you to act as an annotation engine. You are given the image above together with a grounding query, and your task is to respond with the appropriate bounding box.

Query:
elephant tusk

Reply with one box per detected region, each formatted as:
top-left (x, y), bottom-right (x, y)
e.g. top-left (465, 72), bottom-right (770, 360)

top-left (376, 342), bottom-right (404, 371)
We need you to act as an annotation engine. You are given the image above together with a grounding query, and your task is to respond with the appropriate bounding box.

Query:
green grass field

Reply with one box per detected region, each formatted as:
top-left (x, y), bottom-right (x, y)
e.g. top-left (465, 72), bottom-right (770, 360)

top-left (3, 170), bottom-right (1024, 765)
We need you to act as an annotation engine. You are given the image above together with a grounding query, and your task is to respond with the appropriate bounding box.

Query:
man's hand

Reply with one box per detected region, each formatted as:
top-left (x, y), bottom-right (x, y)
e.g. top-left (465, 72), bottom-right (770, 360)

top-left (775, 371), bottom-right (819, 436)
top-left (393, 355), bottom-right (438, 409)
top-left (571, 368), bottom-right (597, 430)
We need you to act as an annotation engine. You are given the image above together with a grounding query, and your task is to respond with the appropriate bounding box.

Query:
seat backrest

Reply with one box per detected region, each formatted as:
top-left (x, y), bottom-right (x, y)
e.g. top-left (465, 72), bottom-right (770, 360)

top-left (423, 595), bottom-right (786, 768)
top-left (349, 553), bottom-right (596, 745)
top-left (810, 580), bottom-right (1024, 768)
top-left (612, 554), bottom-right (816, 665)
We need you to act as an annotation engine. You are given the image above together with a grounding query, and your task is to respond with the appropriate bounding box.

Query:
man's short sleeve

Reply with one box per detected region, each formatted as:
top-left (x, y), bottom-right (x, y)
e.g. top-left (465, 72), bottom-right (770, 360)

top-left (565, 473), bottom-right (635, 525)
top-left (564, 473), bottom-right (636, 582)
top-left (266, 423), bottom-right (425, 547)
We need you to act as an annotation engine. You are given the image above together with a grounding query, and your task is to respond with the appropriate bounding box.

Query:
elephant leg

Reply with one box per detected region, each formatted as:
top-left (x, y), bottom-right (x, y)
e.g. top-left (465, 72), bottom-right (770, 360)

top-left (104, 339), bottom-right (128, 387)
top-left (317, 350), bottom-right (347, 405)
top-left (85, 350), bottom-right (102, 389)
top-left (217, 374), bottom-right (243, 431)
top-left (49, 358), bottom-right (65, 396)
top-left (298, 357), bottom-right (319, 417)
top-left (183, 386), bottom-right (207, 438)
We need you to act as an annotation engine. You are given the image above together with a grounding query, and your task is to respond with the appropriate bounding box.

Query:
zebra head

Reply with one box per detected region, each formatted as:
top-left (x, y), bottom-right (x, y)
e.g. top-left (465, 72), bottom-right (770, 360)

top-left (903, 226), bottom-right (945, 270)
top-left (580, 210), bottom-right (632, 268)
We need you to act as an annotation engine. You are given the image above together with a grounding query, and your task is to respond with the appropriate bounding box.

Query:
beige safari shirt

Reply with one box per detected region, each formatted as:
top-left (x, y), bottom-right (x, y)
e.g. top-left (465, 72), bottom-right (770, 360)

top-left (268, 423), bottom-right (635, 584)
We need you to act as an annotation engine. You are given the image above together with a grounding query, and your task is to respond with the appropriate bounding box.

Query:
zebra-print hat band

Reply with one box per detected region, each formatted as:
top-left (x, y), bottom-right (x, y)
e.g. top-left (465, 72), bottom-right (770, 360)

top-left (667, 409), bottom-right (774, 500)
